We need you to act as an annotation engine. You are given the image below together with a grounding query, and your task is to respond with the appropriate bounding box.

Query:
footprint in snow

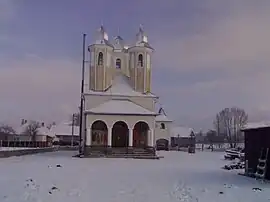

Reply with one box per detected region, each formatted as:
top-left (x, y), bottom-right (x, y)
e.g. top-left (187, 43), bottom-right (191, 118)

top-left (48, 186), bottom-right (60, 195)
top-left (68, 189), bottom-right (82, 197)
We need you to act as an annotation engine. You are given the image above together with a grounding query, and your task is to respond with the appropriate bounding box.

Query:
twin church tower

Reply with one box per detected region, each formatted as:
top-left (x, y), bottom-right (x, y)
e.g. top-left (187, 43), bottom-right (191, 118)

top-left (88, 25), bottom-right (153, 93)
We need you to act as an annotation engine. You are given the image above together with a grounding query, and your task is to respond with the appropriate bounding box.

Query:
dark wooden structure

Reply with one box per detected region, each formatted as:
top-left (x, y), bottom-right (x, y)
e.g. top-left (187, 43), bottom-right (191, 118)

top-left (170, 137), bottom-right (196, 148)
top-left (241, 126), bottom-right (270, 180)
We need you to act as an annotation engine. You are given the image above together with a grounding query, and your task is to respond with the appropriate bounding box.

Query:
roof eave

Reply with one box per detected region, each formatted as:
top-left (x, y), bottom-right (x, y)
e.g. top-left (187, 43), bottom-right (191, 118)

top-left (84, 111), bottom-right (157, 116)
top-left (83, 92), bottom-right (158, 98)
top-left (128, 45), bottom-right (154, 51)
top-left (241, 126), bottom-right (270, 131)
top-left (156, 120), bottom-right (173, 122)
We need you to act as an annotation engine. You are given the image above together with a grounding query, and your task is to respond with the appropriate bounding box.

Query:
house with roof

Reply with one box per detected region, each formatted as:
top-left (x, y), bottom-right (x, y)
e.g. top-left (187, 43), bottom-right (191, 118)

top-left (170, 126), bottom-right (195, 148)
top-left (0, 120), bottom-right (54, 147)
top-left (241, 121), bottom-right (270, 180)
top-left (82, 25), bottom-right (174, 157)
top-left (50, 122), bottom-right (79, 145)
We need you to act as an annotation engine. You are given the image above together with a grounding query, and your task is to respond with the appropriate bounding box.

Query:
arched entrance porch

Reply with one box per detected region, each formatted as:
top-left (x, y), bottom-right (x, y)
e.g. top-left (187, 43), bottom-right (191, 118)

top-left (112, 121), bottom-right (129, 147)
top-left (91, 120), bottom-right (108, 146)
top-left (133, 121), bottom-right (149, 148)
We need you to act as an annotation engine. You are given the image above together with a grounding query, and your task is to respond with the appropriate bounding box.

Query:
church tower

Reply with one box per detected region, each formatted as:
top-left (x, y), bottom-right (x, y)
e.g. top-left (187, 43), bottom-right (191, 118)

top-left (113, 34), bottom-right (129, 77)
top-left (128, 25), bottom-right (153, 93)
top-left (88, 26), bottom-right (114, 91)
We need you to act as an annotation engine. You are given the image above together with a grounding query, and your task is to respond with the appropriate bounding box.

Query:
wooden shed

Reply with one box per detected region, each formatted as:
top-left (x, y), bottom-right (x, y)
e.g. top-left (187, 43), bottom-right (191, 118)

top-left (241, 122), bottom-right (270, 180)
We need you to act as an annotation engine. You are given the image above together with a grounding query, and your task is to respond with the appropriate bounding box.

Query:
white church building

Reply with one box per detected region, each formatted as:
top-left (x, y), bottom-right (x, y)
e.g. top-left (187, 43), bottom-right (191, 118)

top-left (82, 25), bottom-right (173, 156)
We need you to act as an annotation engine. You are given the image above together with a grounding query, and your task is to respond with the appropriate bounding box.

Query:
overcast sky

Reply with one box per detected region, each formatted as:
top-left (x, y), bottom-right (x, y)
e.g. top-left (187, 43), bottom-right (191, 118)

top-left (1, 0), bottom-right (270, 131)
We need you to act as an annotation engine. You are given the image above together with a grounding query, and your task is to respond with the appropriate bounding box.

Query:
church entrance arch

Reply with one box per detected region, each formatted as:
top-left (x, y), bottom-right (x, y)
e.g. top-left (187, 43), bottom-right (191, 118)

top-left (133, 121), bottom-right (149, 148)
top-left (91, 120), bottom-right (108, 146)
top-left (112, 121), bottom-right (129, 147)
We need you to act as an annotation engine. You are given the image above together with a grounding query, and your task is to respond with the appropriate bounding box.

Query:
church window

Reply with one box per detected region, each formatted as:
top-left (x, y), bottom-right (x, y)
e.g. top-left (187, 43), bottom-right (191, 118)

top-left (116, 58), bottom-right (121, 69)
top-left (138, 54), bottom-right (143, 67)
top-left (98, 52), bottom-right (103, 65)
top-left (160, 123), bottom-right (165, 129)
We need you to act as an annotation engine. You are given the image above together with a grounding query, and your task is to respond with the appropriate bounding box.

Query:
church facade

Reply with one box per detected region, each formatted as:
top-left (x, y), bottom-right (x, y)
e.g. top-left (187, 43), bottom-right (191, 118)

top-left (82, 25), bottom-right (173, 156)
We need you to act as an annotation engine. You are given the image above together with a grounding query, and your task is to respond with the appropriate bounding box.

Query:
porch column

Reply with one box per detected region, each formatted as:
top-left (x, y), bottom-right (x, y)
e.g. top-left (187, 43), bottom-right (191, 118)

top-left (86, 128), bottom-right (91, 146)
top-left (148, 129), bottom-right (154, 147)
top-left (108, 127), bottom-right (112, 146)
top-left (129, 128), bottom-right (133, 147)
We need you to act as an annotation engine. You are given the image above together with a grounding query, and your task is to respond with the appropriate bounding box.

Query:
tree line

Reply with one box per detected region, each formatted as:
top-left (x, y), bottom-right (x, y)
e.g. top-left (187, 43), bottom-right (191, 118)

top-left (202, 107), bottom-right (248, 148)
top-left (0, 120), bottom-right (56, 143)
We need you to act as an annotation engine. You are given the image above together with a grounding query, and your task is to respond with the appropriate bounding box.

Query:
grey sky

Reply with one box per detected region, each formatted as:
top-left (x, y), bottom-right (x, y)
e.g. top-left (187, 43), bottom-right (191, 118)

top-left (1, 0), bottom-right (270, 131)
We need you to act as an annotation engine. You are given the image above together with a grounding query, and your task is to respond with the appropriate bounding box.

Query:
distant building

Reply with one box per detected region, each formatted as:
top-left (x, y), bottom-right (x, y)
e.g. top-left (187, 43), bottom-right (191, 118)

top-left (50, 122), bottom-right (79, 146)
top-left (0, 120), bottom-right (53, 147)
top-left (241, 122), bottom-right (270, 180)
top-left (0, 134), bottom-right (53, 148)
top-left (170, 126), bottom-right (195, 148)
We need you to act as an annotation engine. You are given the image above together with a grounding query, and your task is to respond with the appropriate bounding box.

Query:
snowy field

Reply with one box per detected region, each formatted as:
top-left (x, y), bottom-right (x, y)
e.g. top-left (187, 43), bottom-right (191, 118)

top-left (0, 147), bottom-right (32, 151)
top-left (0, 151), bottom-right (269, 202)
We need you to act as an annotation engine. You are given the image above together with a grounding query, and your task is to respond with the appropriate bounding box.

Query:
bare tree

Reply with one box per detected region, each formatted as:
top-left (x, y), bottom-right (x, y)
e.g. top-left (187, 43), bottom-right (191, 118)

top-left (213, 114), bottom-right (221, 136)
top-left (0, 124), bottom-right (16, 135)
top-left (23, 121), bottom-right (40, 144)
top-left (214, 107), bottom-right (248, 148)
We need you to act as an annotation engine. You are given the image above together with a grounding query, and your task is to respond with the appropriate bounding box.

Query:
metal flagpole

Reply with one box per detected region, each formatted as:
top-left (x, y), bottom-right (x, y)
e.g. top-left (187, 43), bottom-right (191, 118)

top-left (79, 33), bottom-right (86, 154)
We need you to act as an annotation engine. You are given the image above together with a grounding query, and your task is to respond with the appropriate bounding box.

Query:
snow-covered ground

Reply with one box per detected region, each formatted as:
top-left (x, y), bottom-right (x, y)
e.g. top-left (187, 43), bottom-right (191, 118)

top-left (0, 151), bottom-right (269, 202)
top-left (0, 147), bottom-right (33, 151)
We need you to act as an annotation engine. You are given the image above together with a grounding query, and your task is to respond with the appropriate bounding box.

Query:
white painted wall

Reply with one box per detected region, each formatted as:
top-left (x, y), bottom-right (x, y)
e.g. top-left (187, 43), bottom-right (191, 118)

top-left (154, 121), bottom-right (173, 145)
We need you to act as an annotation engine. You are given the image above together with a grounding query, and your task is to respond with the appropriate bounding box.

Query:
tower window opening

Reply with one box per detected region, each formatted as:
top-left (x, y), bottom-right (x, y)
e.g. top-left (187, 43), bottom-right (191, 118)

top-left (116, 58), bottom-right (121, 69)
top-left (98, 52), bottom-right (103, 65)
top-left (138, 54), bottom-right (143, 67)
top-left (160, 123), bottom-right (165, 129)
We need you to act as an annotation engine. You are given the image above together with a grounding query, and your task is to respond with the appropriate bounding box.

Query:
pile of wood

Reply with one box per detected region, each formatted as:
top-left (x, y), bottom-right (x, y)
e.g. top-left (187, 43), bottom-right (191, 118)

top-left (223, 161), bottom-right (245, 170)
top-left (224, 148), bottom-right (244, 160)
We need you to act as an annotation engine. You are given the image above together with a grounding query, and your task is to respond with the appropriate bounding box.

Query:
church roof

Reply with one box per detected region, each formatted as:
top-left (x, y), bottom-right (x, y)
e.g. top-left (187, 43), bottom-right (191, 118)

top-left (85, 99), bottom-right (156, 115)
top-left (155, 114), bottom-right (173, 122)
top-left (155, 107), bottom-right (173, 122)
top-left (86, 74), bottom-right (157, 98)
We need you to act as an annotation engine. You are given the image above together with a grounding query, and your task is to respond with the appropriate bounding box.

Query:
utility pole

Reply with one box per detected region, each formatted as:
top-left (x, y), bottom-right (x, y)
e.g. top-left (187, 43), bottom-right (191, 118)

top-left (79, 33), bottom-right (86, 154)
top-left (177, 134), bottom-right (180, 151)
top-left (71, 113), bottom-right (75, 147)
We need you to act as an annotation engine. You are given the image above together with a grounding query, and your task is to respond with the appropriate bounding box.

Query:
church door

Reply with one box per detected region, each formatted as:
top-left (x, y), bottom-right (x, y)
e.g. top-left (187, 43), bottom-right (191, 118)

top-left (112, 121), bottom-right (129, 147)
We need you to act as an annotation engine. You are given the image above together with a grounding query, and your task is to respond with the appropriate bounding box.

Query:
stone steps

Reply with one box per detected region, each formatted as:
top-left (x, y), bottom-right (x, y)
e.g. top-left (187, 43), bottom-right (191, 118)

top-left (106, 155), bottom-right (160, 159)
top-left (82, 147), bottom-right (158, 159)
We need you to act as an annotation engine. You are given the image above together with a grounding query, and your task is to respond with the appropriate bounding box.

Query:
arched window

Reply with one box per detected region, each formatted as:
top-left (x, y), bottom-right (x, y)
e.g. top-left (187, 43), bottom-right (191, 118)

top-left (98, 52), bottom-right (103, 65)
top-left (116, 58), bottom-right (121, 69)
top-left (160, 123), bottom-right (165, 129)
top-left (138, 54), bottom-right (143, 67)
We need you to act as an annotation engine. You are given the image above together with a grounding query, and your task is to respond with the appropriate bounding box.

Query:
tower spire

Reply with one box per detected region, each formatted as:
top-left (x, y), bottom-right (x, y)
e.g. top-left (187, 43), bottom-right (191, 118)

top-left (97, 24), bottom-right (108, 41)
top-left (139, 24), bottom-right (144, 33)
top-left (136, 24), bottom-right (148, 44)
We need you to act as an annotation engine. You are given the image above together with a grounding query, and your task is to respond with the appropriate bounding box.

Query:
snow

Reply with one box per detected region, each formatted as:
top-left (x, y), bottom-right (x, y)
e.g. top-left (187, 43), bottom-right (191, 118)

top-left (171, 126), bottom-right (194, 137)
top-left (242, 121), bottom-right (270, 130)
top-left (0, 151), bottom-right (269, 202)
top-left (155, 114), bottom-right (173, 122)
top-left (85, 74), bottom-right (157, 97)
top-left (0, 147), bottom-right (32, 151)
top-left (87, 99), bottom-right (156, 115)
